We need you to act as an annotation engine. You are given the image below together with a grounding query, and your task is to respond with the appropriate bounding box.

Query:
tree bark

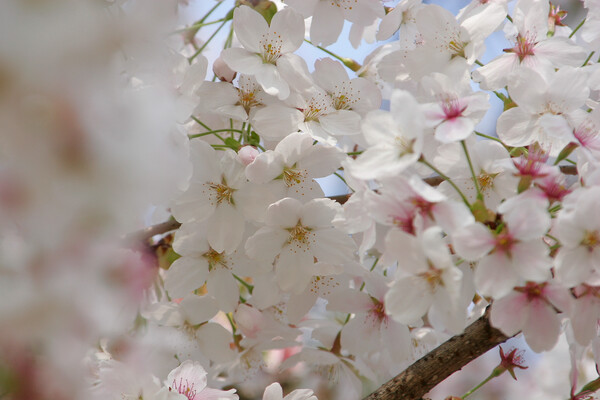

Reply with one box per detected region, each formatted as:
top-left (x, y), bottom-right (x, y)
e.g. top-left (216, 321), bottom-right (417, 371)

top-left (363, 308), bottom-right (511, 400)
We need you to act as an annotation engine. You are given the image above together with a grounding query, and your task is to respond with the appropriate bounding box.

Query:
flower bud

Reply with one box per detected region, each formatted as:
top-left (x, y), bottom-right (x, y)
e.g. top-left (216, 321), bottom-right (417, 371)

top-left (213, 55), bottom-right (236, 83)
top-left (237, 145), bottom-right (259, 166)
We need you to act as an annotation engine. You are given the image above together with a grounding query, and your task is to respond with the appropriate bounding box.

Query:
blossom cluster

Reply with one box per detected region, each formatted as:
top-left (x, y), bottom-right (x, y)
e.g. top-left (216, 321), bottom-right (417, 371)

top-left (3, 0), bottom-right (600, 399)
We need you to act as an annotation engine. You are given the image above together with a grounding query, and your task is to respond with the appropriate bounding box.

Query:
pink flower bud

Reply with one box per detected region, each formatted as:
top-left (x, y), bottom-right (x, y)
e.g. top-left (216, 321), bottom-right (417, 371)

top-left (213, 55), bottom-right (236, 83)
top-left (237, 145), bottom-right (259, 166)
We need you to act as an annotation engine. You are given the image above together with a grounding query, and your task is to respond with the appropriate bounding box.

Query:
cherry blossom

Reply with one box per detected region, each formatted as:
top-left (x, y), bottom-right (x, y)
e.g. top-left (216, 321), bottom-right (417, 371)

top-left (452, 198), bottom-right (552, 298)
top-left (245, 197), bottom-right (356, 293)
top-left (261, 382), bottom-right (316, 400)
top-left (284, 0), bottom-right (384, 47)
top-left (221, 6), bottom-right (305, 100)
top-left (420, 67), bottom-right (489, 143)
top-left (8, 1), bottom-right (600, 400)
top-left (490, 282), bottom-right (571, 352)
top-left (245, 131), bottom-right (345, 201)
top-left (496, 66), bottom-right (589, 156)
top-left (348, 90), bottom-right (424, 180)
top-left (165, 361), bottom-right (238, 400)
top-left (553, 186), bottom-right (600, 286)
top-left (384, 227), bottom-right (470, 333)
top-left (472, 0), bottom-right (586, 90)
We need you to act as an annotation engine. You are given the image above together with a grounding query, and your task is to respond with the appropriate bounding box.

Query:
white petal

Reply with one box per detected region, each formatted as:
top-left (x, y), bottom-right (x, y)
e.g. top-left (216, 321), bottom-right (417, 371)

top-left (434, 117), bottom-right (474, 143)
top-left (196, 323), bottom-right (237, 363)
top-left (207, 206), bottom-right (245, 253)
top-left (276, 248), bottom-right (314, 293)
top-left (490, 291), bottom-right (528, 336)
top-left (285, 0), bottom-right (318, 17)
top-left (320, 110), bottom-right (362, 136)
top-left (252, 104), bottom-right (303, 140)
top-left (471, 53), bottom-right (517, 91)
top-left (522, 298), bottom-right (561, 352)
top-left (385, 277), bottom-right (432, 324)
top-left (475, 252), bottom-right (521, 298)
top-left (221, 47), bottom-right (264, 74)
top-left (256, 63), bottom-right (290, 100)
top-left (233, 5), bottom-right (268, 53)
top-left (180, 294), bottom-right (219, 325)
top-left (452, 223), bottom-right (495, 260)
top-left (164, 257), bottom-right (209, 299)
top-left (310, 2), bottom-right (344, 47)
top-left (263, 383), bottom-right (283, 400)
top-left (208, 268), bottom-right (239, 312)
top-left (269, 7), bottom-right (305, 53)
top-left (245, 227), bottom-right (287, 265)
top-left (497, 107), bottom-right (538, 148)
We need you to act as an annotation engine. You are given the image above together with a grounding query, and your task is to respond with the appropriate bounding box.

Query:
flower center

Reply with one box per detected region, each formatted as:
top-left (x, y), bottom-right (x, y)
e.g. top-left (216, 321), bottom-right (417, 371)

top-left (504, 33), bottom-right (536, 62)
top-left (282, 166), bottom-right (305, 187)
top-left (418, 264), bottom-right (444, 291)
top-left (207, 178), bottom-right (235, 205)
top-left (395, 136), bottom-right (415, 156)
top-left (287, 221), bottom-right (312, 245)
top-left (260, 32), bottom-right (283, 64)
top-left (170, 378), bottom-right (197, 400)
top-left (202, 248), bottom-right (229, 271)
top-left (582, 230), bottom-right (600, 251)
top-left (238, 89), bottom-right (261, 113)
top-left (494, 230), bottom-right (516, 254)
top-left (477, 172), bottom-right (496, 192)
top-left (368, 297), bottom-right (388, 325)
top-left (514, 281), bottom-right (548, 302)
top-left (440, 96), bottom-right (467, 120)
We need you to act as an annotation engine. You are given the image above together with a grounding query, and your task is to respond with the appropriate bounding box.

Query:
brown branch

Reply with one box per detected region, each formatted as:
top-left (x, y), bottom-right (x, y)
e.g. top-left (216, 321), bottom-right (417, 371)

top-left (123, 218), bottom-right (182, 244)
top-left (560, 165), bottom-right (576, 175)
top-left (364, 308), bottom-right (511, 400)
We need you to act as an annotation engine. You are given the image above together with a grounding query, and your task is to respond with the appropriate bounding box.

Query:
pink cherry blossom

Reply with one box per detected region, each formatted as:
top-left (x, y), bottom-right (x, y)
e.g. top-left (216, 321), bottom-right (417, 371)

top-left (490, 282), bottom-right (571, 352)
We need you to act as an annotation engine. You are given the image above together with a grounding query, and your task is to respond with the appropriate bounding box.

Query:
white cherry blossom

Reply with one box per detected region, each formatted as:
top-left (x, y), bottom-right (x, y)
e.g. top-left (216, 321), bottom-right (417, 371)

top-left (245, 197), bottom-right (356, 293)
top-left (348, 90), bottom-right (424, 180)
top-left (472, 0), bottom-right (586, 90)
top-left (284, 0), bottom-right (384, 47)
top-left (497, 66), bottom-right (589, 156)
top-left (245, 132), bottom-right (345, 201)
top-left (222, 6), bottom-right (305, 100)
top-left (165, 360), bottom-right (238, 400)
top-left (452, 199), bottom-right (553, 298)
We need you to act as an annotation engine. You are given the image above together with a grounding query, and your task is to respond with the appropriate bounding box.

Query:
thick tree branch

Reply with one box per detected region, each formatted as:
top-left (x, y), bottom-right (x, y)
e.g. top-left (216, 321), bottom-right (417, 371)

top-left (363, 308), bottom-right (511, 400)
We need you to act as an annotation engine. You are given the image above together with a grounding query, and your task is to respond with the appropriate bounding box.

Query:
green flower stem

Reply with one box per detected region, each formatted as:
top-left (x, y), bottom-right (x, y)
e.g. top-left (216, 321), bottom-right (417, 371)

top-left (346, 257), bottom-right (380, 324)
top-left (224, 21), bottom-right (235, 49)
top-left (582, 51), bottom-right (595, 67)
top-left (346, 151), bottom-right (363, 156)
top-left (333, 171), bottom-right (348, 186)
top-left (461, 140), bottom-right (483, 201)
top-left (570, 18), bottom-right (586, 39)
top-left (172, 18), bottom-right (228, 34)
top-left (420, 158), bottom-right (471, 207)
top-left (233, 273), bottom-right (254, 294)
top-left (200, 1), bottom-right (224, 24)
top-left (191, 116), bottom-right (212, 131)
top-left (226, 312), bottom-right (237, 334)
top-left (359, 257), bottom-right (380, 291)
top-left (189, 18), bottom-right (229, 62)
top-left (474, 131), bottom-right (503, 144)
top-left (462, 369), bottom-right (503, 399)
top-left (303, 39), bottom-right (361, 71)
top-left (188, 128), bottom-right (245, 139)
